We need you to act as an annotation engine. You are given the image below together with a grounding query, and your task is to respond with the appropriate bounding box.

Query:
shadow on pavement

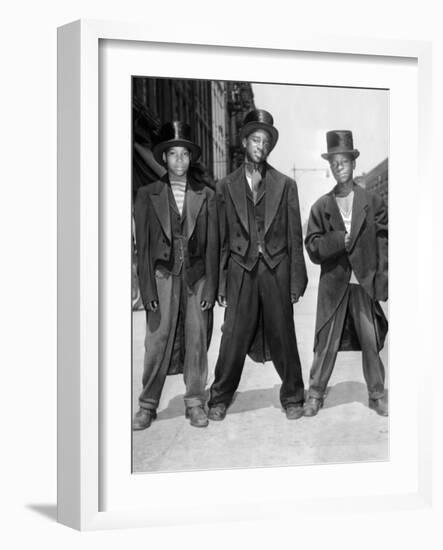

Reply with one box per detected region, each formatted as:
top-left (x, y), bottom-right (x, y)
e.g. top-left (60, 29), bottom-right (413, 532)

top-left (156, 381), bottom-right (388, 420)
top-left (227, 385), bottom-right (281, 414)
top-left (156, 394), bottom-right (186, 421)
top-left (323, 381), bottom-right (367, 408)
top-left (156, 385), bottom-right (282, 420)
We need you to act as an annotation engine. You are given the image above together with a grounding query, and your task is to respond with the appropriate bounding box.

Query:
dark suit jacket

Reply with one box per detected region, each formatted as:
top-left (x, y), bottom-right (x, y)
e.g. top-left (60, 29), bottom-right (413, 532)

top-left (217, 163), bottom-right (307, 300)
top-left (134, 175), bottom-right (218, 308)
top-left (305, 183), bottom-right (388, 351)
top-left (216, 163), bottom-right (307, 363)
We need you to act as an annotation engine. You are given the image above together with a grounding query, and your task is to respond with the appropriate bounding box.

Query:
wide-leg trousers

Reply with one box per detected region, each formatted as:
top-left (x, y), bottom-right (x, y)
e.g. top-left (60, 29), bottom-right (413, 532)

top-left (209, 256), bottom-right (305, 409)
top-left (308, 283), bottom-right (385, 400)
top-left (138, 269), bottom-right (209, 411)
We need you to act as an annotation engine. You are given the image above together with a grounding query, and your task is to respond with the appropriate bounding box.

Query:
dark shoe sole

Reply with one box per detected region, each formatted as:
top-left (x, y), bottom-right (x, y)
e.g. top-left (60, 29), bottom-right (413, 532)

top-left (132, 423), bottom-right (151, 431)
top-left (189, 420), bottom-right (209, 428)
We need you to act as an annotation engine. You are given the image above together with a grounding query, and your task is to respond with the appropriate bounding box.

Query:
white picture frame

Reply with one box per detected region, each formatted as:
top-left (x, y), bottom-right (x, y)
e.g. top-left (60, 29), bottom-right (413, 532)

top-left (57, 19), bottom-right (434, 531)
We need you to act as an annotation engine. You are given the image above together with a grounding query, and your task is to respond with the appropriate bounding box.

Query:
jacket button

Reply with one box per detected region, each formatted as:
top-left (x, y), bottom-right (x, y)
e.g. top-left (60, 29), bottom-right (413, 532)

top-left (237, 246), bottom-right (241, 251)
top-left (163, 253), bottom-right (168, 258)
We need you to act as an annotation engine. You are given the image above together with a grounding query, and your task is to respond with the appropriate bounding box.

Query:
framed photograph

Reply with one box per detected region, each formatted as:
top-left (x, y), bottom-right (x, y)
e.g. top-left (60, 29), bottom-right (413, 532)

top-left (57, 19), bottom-right (433, 530)
top-left (130, 76), bottom-right (390, 473)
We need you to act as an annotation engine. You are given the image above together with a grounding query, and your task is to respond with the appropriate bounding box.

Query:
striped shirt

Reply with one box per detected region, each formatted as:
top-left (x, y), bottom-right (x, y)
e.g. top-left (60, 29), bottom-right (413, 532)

top-left (170, 178), bottom-right (186, 216)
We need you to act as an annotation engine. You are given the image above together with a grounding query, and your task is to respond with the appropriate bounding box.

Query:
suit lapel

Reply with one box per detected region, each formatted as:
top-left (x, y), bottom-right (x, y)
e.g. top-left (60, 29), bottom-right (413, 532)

top-left (180, 191), bottom-right (187, 227)
top-left (348, 185), bottom-right (368, 251)
top-left (255, 178), bottom-right (265, 205)
top-left (150, 181), bottom-right (171, 241)
top-left (324, 192), bottom-right (346, 232)
top-left (227, 166), bottom-right (249, 234)
top-left (264, 166), bottom-right (285, 235)
top-left (185, 184), bottom-right (205, 238)
top-left (169, 193), bottom-right (180, 217)
top-left (324, 185), bottom-right (368, 249)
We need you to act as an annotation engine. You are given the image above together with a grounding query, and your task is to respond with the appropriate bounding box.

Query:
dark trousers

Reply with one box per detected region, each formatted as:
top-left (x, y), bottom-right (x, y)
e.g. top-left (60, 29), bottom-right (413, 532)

top-left (308, 284), bottom-right (385, 400)
top-left (209, 256), bottom-right (304, 409)
top-left (139, 269), bottom-right (209, 411)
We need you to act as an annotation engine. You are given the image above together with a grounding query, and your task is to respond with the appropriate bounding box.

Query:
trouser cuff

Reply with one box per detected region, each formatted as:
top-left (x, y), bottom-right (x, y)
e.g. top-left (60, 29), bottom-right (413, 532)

top-left (184, 397), bottom-right (206, 408)
top-left (139, 399), bottom-right (158, 411)
top-left (281, 397), bottom-right (304, 408)
top-left (368, 390), bottom-right (385, 400)
top-left (307, 388), bottom-right (325, 400)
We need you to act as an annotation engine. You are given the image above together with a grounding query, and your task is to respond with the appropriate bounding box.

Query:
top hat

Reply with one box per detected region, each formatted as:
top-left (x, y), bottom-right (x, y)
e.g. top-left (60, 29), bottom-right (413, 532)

top-left (321, 130), bottom-right (360, 160)
top-left (153, 121), bottom-right (201, 165)
top-left (239, 109), bottom-right (279, 150)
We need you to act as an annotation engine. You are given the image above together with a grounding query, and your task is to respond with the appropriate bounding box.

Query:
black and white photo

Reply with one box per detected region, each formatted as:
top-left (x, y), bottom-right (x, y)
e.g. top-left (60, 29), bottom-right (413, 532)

top-left (131, 77), bottom-right (389, 473)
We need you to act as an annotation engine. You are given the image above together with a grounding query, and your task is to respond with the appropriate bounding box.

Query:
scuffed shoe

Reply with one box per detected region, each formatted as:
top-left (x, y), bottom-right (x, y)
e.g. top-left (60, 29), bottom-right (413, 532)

top-left (132, 408), bottom-right (157, 431)
top-left (207, 403), bottom-right (227, 421)
top-left (185, 405), bottom-right (209, 428)
top-left (369, 397), bottom-right (389, 416)
top-left (285, 404), bottom-right (304, 420)
top-left (304, 397), bottom-right (323, 417)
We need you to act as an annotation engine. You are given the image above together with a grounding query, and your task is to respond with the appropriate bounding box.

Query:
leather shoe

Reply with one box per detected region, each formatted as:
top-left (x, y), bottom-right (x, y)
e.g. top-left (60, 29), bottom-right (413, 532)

top-left (208, 403), bottom-right (227, 421)
top-left (185, 405), bottom-right (209, 428)
top-left (285, 404), bottom-right (304, 420)
top-left (369, 397), bottom-right (389, 416)
top-left (132, 408), bottom-right (157, 430)
top-left (304, 397), bottom-right (323, 417)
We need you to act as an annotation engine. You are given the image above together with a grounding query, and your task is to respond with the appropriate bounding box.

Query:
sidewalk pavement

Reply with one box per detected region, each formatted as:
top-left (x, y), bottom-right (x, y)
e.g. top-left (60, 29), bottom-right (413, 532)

top-left (132, 264), bottom-right (389, 473)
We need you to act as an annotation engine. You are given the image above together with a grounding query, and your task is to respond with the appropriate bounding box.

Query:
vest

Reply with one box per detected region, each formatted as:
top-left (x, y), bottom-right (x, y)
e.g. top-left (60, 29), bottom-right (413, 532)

top-left (231, 176), bottom-right (273, 271)
top-left (156, 186), bottom-right (186, 276)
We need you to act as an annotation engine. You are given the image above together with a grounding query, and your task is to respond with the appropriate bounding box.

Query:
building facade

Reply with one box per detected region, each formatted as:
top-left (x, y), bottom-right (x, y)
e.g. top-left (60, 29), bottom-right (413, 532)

top-left (355, 158), bottom-right (389, 203)
top-left (132, 77), bottom-right (255, 190)
top-left (226, 81), bottom-right (256, 172)
top-left (211, 81), bottom-right (229, 181)
top-left (133, 78), bottom-right (214, 192)
top-left (132, 77), bottom-right (255, 308)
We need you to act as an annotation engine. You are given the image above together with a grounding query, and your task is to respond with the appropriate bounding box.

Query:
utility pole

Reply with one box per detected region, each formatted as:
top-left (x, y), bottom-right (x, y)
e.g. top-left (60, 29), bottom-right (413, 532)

top-left (292, 166), bottom-right (330, 179)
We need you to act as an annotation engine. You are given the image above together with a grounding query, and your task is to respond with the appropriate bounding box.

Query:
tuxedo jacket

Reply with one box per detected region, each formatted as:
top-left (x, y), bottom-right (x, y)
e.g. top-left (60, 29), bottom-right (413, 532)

top-left (216, 163), bottom-right (307, 300)
top-left (134, 174), bottom-right (218, 308)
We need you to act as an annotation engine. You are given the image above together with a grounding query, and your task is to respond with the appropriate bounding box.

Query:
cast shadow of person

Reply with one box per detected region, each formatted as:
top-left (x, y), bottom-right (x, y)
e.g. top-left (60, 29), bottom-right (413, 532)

top-left (156, 385), bottom-right (281, 420)
top-left (155, 381), bottom-right (389, 420)
top-left (322, 381), bottom-right (389, 409)
top-left (224, 382), bottom-right (385, 414)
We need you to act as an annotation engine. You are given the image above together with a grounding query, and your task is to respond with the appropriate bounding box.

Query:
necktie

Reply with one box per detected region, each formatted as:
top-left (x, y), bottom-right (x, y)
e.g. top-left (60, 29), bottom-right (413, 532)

top-left (246, 163), bottom-right (262, 203)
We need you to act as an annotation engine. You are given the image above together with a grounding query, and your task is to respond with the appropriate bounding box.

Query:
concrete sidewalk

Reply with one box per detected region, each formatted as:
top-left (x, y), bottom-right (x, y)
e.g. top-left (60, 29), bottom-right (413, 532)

top-left (132, 265), bottom-right (389, 473)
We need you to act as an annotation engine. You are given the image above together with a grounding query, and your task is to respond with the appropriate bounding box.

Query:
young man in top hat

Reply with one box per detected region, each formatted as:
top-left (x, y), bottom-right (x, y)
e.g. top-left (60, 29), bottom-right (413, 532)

top-left (132, 121), bottom-right (218, 429)
top-left (208, 109), bottom-right (308, 421)
top-left (304, 130), bottom-right (389, 417)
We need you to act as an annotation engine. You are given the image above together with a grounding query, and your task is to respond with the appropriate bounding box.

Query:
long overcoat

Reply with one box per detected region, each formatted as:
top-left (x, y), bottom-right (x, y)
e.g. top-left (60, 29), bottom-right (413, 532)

top-left (305, 183), bottom-right (388, 352)
top-left (217, 163), bottom-right (307, 361)
top-left (134, 174), bottom-right (218, 372)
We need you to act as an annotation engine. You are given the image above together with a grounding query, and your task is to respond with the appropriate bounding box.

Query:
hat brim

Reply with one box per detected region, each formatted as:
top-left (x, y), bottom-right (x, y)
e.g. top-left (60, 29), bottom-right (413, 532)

top-left (239, 122), bottom-right (279, 151)
top-left (153, 139), bottom-right (201, 165)
top-left (321, 149), bottom-right (360, 160)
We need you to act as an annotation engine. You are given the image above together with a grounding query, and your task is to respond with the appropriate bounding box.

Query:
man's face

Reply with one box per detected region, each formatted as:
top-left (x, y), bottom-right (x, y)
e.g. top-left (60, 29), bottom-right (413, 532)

top-left (329, 153), bottom-right (355, 185)
top-left (163, 146), bottom-right (191, 178)
top-left (242, 129), bottom-right (272, 164)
